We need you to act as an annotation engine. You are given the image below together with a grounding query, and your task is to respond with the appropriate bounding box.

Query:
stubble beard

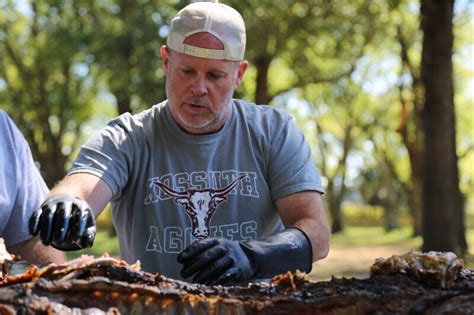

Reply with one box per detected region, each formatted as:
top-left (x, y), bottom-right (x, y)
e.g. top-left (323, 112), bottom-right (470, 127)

top-left (171, 98), bottom-right (232, 134)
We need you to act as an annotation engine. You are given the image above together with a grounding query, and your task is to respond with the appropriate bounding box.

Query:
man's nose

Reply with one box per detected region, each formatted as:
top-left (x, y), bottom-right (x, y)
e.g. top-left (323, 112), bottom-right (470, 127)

top-left (191, 78), bottom-right (208, 96)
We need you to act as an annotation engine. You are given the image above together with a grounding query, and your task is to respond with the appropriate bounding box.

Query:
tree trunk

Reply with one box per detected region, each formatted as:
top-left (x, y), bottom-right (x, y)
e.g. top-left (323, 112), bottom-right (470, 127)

top-left (327, 181), bottom-right (344, 233)
top-left (396, 28), bottom-right (425, 237)
top-left (408, 145), bottom-right (423, 236)
top-left (115, 89), bottom-right (132, 115)
top-left (383, 166), bottom-right (398, 232)
top-left (254, 55), bottom-right (272, 105)
top-left (326, 125), bottom-right (352, 234)
top-left (420, 0), bottom-right (466, 255)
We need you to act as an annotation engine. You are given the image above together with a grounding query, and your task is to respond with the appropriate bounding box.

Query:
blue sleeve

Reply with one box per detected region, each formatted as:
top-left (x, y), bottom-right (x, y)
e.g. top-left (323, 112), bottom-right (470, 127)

top-left (0, 111), bottom-right (49, 245)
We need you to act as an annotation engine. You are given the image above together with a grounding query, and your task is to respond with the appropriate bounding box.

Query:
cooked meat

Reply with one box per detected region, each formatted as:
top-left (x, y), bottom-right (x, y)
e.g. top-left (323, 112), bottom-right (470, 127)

top-left (370, 250), bottom-right (465, 288)
top-left (0, 239), bottom-right (472, 314)
top-left (0, 239), bottom-right (13, 279)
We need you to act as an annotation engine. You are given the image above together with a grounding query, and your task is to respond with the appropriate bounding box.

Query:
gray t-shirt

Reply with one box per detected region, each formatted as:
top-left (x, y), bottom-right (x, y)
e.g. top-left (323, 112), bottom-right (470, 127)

top-left (0, 110), bottom-right (49, 245)
top-left (69, 99), bottom-right (323, 280)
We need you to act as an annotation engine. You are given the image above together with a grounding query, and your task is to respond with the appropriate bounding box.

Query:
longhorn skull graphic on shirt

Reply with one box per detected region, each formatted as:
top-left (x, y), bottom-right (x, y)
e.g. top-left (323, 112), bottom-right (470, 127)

top-left (152, 175), bottom-right (246, 239)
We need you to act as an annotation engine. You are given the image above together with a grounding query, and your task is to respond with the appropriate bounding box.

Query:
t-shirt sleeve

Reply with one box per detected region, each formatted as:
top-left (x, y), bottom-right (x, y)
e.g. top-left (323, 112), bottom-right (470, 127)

top-left (267, 117), bottom-right (324, 200)
top-left (68, 114), bottom-right (139, 200)
top-left (1, 113), bottom-right (49, 245)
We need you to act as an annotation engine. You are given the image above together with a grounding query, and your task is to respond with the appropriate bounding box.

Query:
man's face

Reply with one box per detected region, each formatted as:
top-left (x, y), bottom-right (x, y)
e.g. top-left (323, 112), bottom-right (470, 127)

top-left (161, 37), bottom-right (248, 134)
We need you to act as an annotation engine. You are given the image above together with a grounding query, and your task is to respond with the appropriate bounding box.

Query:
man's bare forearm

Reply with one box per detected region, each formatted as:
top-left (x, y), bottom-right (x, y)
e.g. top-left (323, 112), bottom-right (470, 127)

top-left (6, 236), bottom-right (67, 264)
top-left (276, 191), bottom-right (331, 262)
top-left (48, 173), bottom-right (113, 217)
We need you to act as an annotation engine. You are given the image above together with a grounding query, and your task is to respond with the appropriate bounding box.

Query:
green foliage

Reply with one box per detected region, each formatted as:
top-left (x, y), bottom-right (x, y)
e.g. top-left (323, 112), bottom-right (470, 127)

top-left (453, 7), bottom-right (474, 198)
top-left (0, 1), bottom-right (99, 184)
top-left (343, 202), bottom-right (411, 227)
top-left (230, 0), bottom-right (393, 103)
top-left (0, 0), bottom-right (179, 184)
top-left (81, 0), bottom-right (176, 114)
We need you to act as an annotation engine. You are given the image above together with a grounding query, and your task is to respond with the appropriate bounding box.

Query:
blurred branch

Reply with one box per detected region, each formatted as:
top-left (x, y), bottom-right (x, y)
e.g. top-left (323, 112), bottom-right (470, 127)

top-left (458, 144), bottom-right (474, 160)
top-left (396, 25), bottom-right (417, 79)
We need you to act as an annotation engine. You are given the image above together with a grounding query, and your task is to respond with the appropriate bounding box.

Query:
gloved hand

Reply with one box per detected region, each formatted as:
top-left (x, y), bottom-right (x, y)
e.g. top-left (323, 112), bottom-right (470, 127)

top-left (178, 238), bottom-right (254, 285)
top-left (177, 227), bottom-right (312, 285)
top-left (29, 194), bottom-right (96, 251)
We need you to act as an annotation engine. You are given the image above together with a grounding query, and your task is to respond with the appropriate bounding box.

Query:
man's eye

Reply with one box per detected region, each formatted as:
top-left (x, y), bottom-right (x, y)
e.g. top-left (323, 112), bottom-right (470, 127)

top-left (182, 69), bottom-right (194, 75)
top-left (208, 73), bottom-right (223, 80)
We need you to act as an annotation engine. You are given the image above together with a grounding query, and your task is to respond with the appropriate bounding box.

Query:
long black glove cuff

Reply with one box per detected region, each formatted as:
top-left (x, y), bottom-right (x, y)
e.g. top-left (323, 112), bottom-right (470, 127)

top-left (239, 227), bottom-right (313, 279)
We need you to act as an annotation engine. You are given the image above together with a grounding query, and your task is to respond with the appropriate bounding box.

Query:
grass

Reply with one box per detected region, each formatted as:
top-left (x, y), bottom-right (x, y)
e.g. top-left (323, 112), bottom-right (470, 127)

top-left (310, 226), bottom-right (474, 281)
top-left (310, 227), bottom-right (421, 281)
top-left (330, 226), bottom-right (421, 247)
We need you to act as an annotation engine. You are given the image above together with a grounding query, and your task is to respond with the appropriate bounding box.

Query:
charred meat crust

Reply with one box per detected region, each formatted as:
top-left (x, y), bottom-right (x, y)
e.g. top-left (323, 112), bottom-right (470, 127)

top-left (0, 250), bottom-right (473, 314)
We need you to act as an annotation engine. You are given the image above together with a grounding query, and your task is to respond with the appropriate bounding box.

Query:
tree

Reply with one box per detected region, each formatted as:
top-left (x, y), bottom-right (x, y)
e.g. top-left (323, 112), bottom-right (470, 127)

top-left (228, 0), bottom-right (389, 104)
top-left (0, 1), bottom-right (177, 185)
top-left (360, 130), bottom-right (410, 231)
top-left (84, 0), bottom-right (175, 115)
top-left (0, 0), bottom-right (98, 186)
top-left (395, 13), bottom-right (425, 236)
top-left (290, 80), bottom-right (378, 233)
top-left (420, 0), bottom-right (466, 255)
top-left (346, 0), bottom-right (471, 239)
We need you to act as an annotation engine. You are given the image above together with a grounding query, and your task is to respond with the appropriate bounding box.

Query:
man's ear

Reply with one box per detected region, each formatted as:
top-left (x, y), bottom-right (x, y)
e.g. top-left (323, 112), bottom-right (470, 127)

top-left (161, 45), bottom-right (170, 74)
top-left (235, 60), bottom-right (249, 87)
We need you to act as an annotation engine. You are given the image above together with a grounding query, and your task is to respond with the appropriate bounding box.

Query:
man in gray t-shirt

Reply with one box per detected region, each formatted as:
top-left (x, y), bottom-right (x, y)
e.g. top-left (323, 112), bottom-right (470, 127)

top-left (30, 2), bottom-right (330, 284)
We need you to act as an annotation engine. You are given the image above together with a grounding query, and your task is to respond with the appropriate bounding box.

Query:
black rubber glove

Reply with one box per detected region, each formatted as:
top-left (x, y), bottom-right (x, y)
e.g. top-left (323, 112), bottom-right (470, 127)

top-left (177, 227), bottom-right (312, 285)
top-left (29, 194), bottom-right (96, 251)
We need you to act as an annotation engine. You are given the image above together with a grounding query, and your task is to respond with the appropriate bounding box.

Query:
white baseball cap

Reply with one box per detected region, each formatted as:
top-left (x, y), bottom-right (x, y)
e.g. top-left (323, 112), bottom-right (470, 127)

top-left (167, 1), bottom-right (246, 61)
